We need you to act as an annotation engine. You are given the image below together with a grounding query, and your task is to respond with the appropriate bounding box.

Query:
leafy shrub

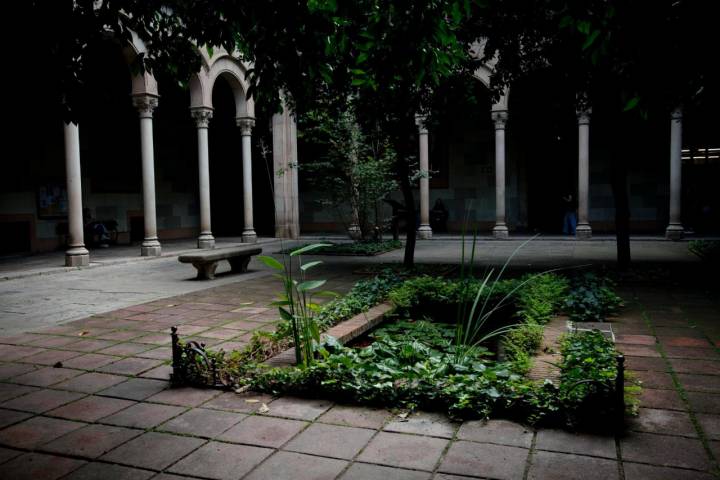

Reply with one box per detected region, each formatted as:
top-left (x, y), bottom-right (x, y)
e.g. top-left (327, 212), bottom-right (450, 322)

top-left (689, 240), bottom-right (720, 264)
top-left (563, 273), bottom-right (623, 322)
top-left (279, 240), bottom-right (402, 256)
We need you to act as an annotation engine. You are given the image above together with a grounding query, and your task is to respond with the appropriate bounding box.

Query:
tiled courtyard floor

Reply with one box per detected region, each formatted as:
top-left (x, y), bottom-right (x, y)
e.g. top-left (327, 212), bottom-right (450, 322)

top-left (1, 267), bottom-right (719, 479)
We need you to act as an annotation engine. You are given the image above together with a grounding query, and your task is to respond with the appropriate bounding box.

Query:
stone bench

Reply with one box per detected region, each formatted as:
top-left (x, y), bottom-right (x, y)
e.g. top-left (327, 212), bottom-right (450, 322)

top-left (178, 246), bottom-right (262, 280)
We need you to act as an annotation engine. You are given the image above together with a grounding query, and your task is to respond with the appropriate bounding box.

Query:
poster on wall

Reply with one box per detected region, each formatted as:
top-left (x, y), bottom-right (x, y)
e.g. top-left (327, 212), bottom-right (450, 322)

top-left (37, 184), bottom-right (68, 219)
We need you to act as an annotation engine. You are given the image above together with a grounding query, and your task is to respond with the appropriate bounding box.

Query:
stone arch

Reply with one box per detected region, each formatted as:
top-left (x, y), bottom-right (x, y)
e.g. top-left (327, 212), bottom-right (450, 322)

top-left (189, 53), bottom-right (255, 118)
top-left (472, 64), bottom-right (509, 112)
top-left (122, 33), bottom-right (158, 97)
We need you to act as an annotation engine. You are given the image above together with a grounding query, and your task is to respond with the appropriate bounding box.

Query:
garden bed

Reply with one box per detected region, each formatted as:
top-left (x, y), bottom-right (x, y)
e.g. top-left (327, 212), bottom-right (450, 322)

top-left (277, 239), bottom-right (402, 256)
top-left (171, 267), bottom-right (634, 431)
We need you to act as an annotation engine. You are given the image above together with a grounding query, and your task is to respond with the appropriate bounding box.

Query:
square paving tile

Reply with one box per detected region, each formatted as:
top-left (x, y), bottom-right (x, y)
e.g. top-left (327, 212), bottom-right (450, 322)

top-left (339, 463), bottom-right (430, 480)
top-left (61, 354), bottom-right (123, 370)
top-left (1, 452), bottom-right (86, 480)
top-left (27, 335), bottom-right (84, 349)
top-left (535, 428), bottom-right (616, 458)
top-left (19, 349), bottom-right (82, 366)
top-left (159, 408), bottom-right (245, 438)
top-left (0, 383), bottom-right (38, 403)
top-left (218, 415), bottom-right (307, 448)
top-left (168, 441), bottom-right (273, 479)
top-left (47, 395), bottom-right (135, 422)
top-left (100, 431), bottom-right (205, 470)
top-left (265, 396), bottom-right (333, 420)
top-left (686, 391), bottom-right (720, 414)
top-left (697, 413), bottom-right (720, 440)
top-left (43, 423), bottom-right (142, 458)
top-left (357, 431), bottom-right (449, 471)
top-left (0, 416), bottom-right (86, 449)
top-left (101, 402), bottom-right (185, 428)
top-left (528, 450), bottom-right (618, 480)
top-left (667, 358), bottom-right (720, 375)
top-left (63, 462), bottom-right (155, 480)
top-left (622, 461), bottom-right (715, 479)
top-left (0, 362), bottom-right (37, 380)
top-left (0, 345), bottom-right (46, 362)
top-left (135, 346), bottom-right (172, 360)
top-left (318, 405), bottom-right (390, 429)
top-left (245, 451), bottom-right (347, 480)
top-left (457, 419), bottom-right (534, 448)
top-left (97, 358), bottom-right (164, 376)
top-left (146, 386), bottom-right (220, 407)
top-left (384, 411), bottom-right (457, 438)
top-left (439, 440), bottom-right (528, 479)
top-left (10, 366), bottom-right (83, 387)
top-left (138, 364), bottom-right (173, 380)
top-left (629, 408), bottom-right (697, 437)
top-left (65, 339), bottom-right (116, 353)
top-left (202, 391), bottom-right (273, 413)
top-left (634, 371), bottom-right (676, 389)
top-left (638, 388), bottom-right (685, 411)
top-left (53, 372), bottom-right (128, 393)
top-left (98, 343), bottom-right (152, 356)
top-left (0, 446), bottom-right (22, 464)
top-left (0, 408), bottom-right (32, 429)
top-left (284, 423), bottom-right (375, 459)
top-left (97, 378), bottom-right (169, 401)
top-left (1, 388), bottom-right (84, 413)
top-left (677, 373), bottom-right (720, 393)
top-left (620, 432), bottom-right (712, 471)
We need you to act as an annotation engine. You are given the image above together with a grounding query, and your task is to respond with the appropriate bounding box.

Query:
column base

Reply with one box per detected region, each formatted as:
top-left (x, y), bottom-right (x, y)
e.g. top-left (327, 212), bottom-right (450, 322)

top-left (197, 234), bottom-right (215, 249)
top-left (141, 240), bottom-right (162, 257)
top-left (242, 231), bottom-right (258, 243)
top-left (665, 224), bottom-right (684, 240)
top-left (575, 224), bottom-right (592, 240)
top-left (492, 224), bottom-right (509, 239)
top-left (65, 246), bottom-right (90, 267)
top-left (348, 224), bottom-right (362, 241)
top-left (417, 225), bottom-right (433, 240)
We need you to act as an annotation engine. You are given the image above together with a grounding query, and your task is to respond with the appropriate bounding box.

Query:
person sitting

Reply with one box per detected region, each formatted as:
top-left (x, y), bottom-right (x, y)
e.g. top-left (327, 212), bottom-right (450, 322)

top-left (430, 198), bottom-right (449, 232)
top-left (83, 208), bottom-right (111, 247)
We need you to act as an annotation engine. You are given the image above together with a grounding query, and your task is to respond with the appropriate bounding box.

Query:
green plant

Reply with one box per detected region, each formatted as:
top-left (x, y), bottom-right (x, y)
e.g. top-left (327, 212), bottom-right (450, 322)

top-left (689, 240), bottom-right (720, 264)
top-left (258, 244), bottom-right (334, 367)
top-left (563, 273), bottom-right (623, 322)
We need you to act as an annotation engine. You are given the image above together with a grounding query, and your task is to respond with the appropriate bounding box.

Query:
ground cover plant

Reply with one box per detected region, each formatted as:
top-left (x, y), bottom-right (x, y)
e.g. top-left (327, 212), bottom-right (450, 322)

top-left (278, 240), bottom-right (402, 256)
top-left (175, 258), bottom-right (629, 429)
top-left (689, 240), bottom-right (720, 264)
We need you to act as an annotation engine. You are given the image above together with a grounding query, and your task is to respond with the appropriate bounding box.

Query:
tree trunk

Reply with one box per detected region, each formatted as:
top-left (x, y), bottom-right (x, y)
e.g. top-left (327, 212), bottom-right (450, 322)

top-left (398, 160), bottom-right (416, 268)
top-left (611, 154), bottom-right (631, 269)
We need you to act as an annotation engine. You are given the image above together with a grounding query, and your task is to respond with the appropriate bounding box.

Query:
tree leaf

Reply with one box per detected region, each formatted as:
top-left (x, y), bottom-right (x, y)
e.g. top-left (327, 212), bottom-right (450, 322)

top-left (297, 280), bottom-right (327, 292)
top-left (290, 243), bottom-right (332, 256)
top-left (300, 260), bottom-right (323, 271)
top-left (258, 255), bottom-right (284, 271)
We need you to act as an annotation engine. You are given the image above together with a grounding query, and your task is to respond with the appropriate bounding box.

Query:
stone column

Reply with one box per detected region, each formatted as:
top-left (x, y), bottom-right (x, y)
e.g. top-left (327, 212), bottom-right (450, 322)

top-left (191, 107), bottom-right (215, 249)
top-left (492, 110), bottom-right (509, 238)
top-left (132, 94), bottom-right (162, 256)
top-left (666, 107), bottom-right (684, 239)
top-left (272, 108), bottom-right (300, 238)
top-left (576, 109), bottom-right (592, 239)
top-left (63, 122), bottom-right (89, 266)
top-left (237, 117), bottom-right (257, 243)
top-left (415, 115), bottom-right (432, 239)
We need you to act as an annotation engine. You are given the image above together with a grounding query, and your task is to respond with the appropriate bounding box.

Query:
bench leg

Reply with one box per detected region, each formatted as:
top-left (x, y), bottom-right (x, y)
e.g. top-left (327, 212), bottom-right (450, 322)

top-left (228, 256), bottom-right (251, 273)
top-left (192, 261), bottom-right (218, 280)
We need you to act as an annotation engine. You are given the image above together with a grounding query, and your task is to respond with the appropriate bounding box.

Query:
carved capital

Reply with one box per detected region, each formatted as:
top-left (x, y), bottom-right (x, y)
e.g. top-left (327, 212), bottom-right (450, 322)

top-left (671, 107), bottom-right (683, 121)
top-left (190, 107), bottom-right (213, 128)
top-left (236, 116), bottom-right (256, 135)
top-left (492, 110), bottom-right (508, 129)
top-left (576, 108), bottom-right (591, 125)
top-left (414, 114), bottom-right (428, 135)
top-left (132, 94), bottom-right (158, 118)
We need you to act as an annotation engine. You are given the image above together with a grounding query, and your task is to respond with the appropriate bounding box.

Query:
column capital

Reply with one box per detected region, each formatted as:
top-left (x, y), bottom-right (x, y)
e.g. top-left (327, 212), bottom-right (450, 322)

top-left (236, 116), bottom-right (256, 135)
top-left (132, 94), bottom-right (159, 118)
top-left (414, 114), bottom-right (428, 134)
top-left (491, 110), bottom-right (508, 129)
top-left (190, 107), bottom-right (213, 128)
top-left (671, 107), bottom-right (683, 121)
top-left (576, 108), bottom-right (592, 125)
